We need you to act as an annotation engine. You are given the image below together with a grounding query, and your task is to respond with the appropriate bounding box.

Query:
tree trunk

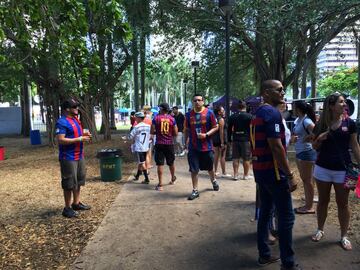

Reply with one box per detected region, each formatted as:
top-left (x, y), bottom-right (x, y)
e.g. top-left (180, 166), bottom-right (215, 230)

top-left (140, 31), bottom-right (146, 107)
top-left (21, 76), bottom-right (31, 137)
top-left (101, 95), bottom-right (111, 140)
top-left (301, 67), bottom-right (307, 98)
top-left (132, 32), bottom-right (140, 111)
top-left (110, 95), bottom-right (116, 129)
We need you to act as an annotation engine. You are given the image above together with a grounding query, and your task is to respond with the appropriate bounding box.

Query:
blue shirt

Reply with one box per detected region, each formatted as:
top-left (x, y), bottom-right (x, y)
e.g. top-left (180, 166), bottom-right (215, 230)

top-left (250, 104), bottom-right (286, 182)
top-left (293, 116), bottom-right (314, 153)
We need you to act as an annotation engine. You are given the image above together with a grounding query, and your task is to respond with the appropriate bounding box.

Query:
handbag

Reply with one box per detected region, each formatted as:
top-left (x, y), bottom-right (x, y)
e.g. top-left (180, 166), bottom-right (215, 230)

top-left (343, 163), bottom-right (359, 190)
top-left (329, 127), bottom-right (359, 190)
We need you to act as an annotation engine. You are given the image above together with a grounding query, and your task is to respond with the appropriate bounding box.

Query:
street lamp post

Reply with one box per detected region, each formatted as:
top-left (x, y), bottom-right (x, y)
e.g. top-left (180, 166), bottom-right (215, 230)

top-left (191, 60), bottom-right (200, 95)
top-left (183, 78), bottom-right (188, 113)
top-left (219, 0), bottom-right (234, 119)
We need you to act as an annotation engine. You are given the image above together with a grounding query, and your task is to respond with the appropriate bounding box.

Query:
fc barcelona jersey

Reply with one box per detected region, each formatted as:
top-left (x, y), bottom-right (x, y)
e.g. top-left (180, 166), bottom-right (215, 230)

top-left (185, 108), bottom-right (217, 152)
top-left (152, 114), bottom-right (176, 145)
top-left (250, 104), bottom-right (286, 181)
top-left (55, 116), bottom-right (84, 160)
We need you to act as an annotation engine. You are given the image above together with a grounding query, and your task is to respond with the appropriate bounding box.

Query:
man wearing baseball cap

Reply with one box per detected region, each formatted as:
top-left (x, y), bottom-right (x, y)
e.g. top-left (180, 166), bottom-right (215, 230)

top-left (55, 98), bottom-right (92, 218)
top-left (151, 103), bottom-right (178, 191)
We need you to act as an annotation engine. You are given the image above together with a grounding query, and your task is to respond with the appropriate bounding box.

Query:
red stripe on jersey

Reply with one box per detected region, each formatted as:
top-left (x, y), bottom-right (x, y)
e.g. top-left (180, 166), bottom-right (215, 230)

top-left (67, 117), bottom-right (81, 160)
top-left (253, 161), bottom-right (275, 170)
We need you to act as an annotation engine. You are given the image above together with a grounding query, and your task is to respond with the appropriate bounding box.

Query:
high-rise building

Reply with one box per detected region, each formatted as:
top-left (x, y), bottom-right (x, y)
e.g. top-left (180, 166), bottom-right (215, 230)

top-left (317, 32), bottom-right (358, 75)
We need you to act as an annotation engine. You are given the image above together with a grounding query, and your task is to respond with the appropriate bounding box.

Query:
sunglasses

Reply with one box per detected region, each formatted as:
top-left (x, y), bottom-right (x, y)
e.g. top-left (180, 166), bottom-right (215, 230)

top-left (270, 87), bottom-right (285, 93)
top-left (193, 98), bottom-right (203, 102)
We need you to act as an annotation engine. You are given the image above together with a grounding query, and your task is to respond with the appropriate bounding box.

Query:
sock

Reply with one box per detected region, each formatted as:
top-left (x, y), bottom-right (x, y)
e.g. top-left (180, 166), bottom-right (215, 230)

top-left (135, 170), bottom-right (142, 178)
top-left (143, 170), bottom-right (149, 181)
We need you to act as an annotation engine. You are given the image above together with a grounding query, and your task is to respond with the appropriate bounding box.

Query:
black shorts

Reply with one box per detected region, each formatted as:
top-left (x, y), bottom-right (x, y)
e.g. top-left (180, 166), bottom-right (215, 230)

top-left (60, 159), bottom-right (86, 190)
top-left (187, 149), bottom-right (214, 173)
top-left (213, 141), bottom-right (227, 147)
top-left (136, 152), bottom-right (147, 164)
top-left (154, 144), bottom-right (175, 166)
top-left (232, 141), bottom-right (251, 160)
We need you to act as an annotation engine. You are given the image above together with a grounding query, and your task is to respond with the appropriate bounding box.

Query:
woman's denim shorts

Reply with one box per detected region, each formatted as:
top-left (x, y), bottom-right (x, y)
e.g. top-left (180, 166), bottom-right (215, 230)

top-left (296, 149), bottom-right (317, 162)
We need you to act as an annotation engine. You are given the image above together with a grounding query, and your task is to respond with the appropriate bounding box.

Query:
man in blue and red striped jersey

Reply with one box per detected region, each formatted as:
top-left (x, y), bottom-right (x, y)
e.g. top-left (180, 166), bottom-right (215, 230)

top-left (184, 94), bottom-right (219, 200)
top-left (151, 103), bottom-right (178, 191)
top-left (56, 98), bottom-right (92, 218)
top-left (250, 80), bottom-right (300, 270)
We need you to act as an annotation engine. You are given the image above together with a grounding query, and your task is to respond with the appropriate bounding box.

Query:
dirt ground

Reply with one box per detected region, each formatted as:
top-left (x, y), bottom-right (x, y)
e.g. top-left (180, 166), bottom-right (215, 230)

top-left (0, 136), bottom-right (359, 269)
top-left (0, 134), bottom-right (135, 270)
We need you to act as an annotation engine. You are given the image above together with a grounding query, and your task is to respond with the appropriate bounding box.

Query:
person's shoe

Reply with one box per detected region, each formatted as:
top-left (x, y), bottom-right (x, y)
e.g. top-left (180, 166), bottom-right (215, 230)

top-left (133, 174), bottom-right (139, 181)
top-left (72, 202), bottom-right (91, 211)
top-left (62, 207), bottom-right (79, 218)
top-left (155, 184), bottom-right (163, 191)
top-left (243, 175), bottom-right (253, 180)
top-left (188, 190), bottom-right (199, 200)
top-left (257, 255), bottom-right (280, 266)
top-left (233, 174), bottom-right (239, 181)
top-left (179, 151), bottom-right (186, 156)
top-left (215, 172), bottom-right (220, 177)
top-left (220, 173), bottom-right (232, 178)
top-left (280, 263), bottom-right (302, 270)
top-left (212, 180), bottom-right (220, 191)
top-left (142, 179), bottom-right (150, 184)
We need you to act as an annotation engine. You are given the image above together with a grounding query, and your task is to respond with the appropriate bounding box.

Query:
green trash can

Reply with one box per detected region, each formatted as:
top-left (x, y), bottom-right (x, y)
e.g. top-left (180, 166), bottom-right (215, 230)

top-left (97, 149), bottom-right (123, 181)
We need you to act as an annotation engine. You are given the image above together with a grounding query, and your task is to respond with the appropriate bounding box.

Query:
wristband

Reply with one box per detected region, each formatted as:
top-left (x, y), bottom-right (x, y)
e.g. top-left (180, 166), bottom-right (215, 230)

top-left (79, 136), bottom-right (83, 142)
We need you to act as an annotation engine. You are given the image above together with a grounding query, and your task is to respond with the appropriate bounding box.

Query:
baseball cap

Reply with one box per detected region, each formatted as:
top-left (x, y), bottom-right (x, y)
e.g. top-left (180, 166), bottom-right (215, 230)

top-left (158, 103), bottom-right (170, 112)
top-left (134, 111), bottom-right (145, 118)
top-left (62, 98), bottom-right (80, 110)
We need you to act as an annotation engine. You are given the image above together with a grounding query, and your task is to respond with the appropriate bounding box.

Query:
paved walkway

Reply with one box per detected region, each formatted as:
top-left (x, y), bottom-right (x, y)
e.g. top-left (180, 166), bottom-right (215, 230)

top-left (72, 157), bottom-right (359, 270)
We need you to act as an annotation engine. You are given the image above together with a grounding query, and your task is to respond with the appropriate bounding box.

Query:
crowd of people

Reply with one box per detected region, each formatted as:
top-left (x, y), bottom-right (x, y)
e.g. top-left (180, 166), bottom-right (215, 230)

top-left (54, 79), bottom-right (360, 270)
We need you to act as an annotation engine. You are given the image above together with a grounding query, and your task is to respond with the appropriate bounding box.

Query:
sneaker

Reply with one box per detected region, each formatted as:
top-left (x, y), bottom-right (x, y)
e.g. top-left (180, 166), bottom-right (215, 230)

top-left (72, 202), bottom-right (91, 211)
top-left (133, 175), bottom-right (139, 181)
top-left (233, 175), bottom-right (239, 181)
top-left (212, 180), bottom-right (220, 191)
top-left (179, 151), bottom-right (186, 157)
top-left (188, 190), bottom-right (199, 200)
top-left (62, 207), bottom-right (79, 218)
top-left (280, 263), bottom-right (302, 270)
top-left (257, 255), bottom-right (280, 266)
top-left (220, 173), bottom-right (232, 178)
top-left (215, 172), bottom-right (220, 177)
top-left (155, 184), bottom-right (163, 191)
top-left (142, 179), bottom-right (150, 184)
top-left (242, 175), bottom-right (253, 180)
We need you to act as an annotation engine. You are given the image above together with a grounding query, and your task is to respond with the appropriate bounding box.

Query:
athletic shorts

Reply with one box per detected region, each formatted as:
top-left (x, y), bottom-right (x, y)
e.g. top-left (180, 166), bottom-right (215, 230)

top-left (154, 144), bottom-right (175, 166)
top-left (296, 149), bottom-right (317, 162)
top-left (187, 149), bottom-right (214, 173)
top-left (60, 159), bottom-right (86, 190)
top-left (232, 141), bottom-right (251, 160)
top-left (313, 165), bottom-right (346, 184)
top-left (136, 152), bottom-right (147, 164)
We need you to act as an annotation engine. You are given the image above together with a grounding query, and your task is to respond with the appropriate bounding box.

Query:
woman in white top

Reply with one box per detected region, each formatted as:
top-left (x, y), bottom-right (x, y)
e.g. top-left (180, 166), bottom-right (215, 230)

top-left (292, 101), bottom-right (317, 214)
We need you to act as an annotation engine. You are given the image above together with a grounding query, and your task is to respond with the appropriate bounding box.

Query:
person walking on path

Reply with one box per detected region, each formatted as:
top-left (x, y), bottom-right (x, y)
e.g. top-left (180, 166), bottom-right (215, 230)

top-left (227, 100), bottom-right (253, 180)
top-left (129, 112), bottom-right (151, 184)
top-left (292, 101), bottom-right (317, 215)
top-left (311, 93), bottom-right (360, 251)
top-left (56, 98), bottom-right (92, 218)
top-left (172, 106), bottom-right (185, 156)
top-left (250, 80), bottom-right (300, 270)
top-left (184, 94), bottom-right (219, 200)
top-left (151, 103), bottom-right (178, 191)
top-left (212, 105), bottom-right (232, 178)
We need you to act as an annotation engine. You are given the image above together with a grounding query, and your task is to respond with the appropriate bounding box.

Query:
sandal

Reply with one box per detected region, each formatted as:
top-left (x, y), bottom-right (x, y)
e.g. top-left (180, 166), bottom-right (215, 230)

top-left (294, 206), bottom-right (315, 214)
top-left (169, 176), bottom-right (177, 185)
top-left (155, 184), bottom-right (163, 191)
top-left (312, 230), bottom-right (324, 242)
top-left (340, 237), bottom-right (352, 251)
